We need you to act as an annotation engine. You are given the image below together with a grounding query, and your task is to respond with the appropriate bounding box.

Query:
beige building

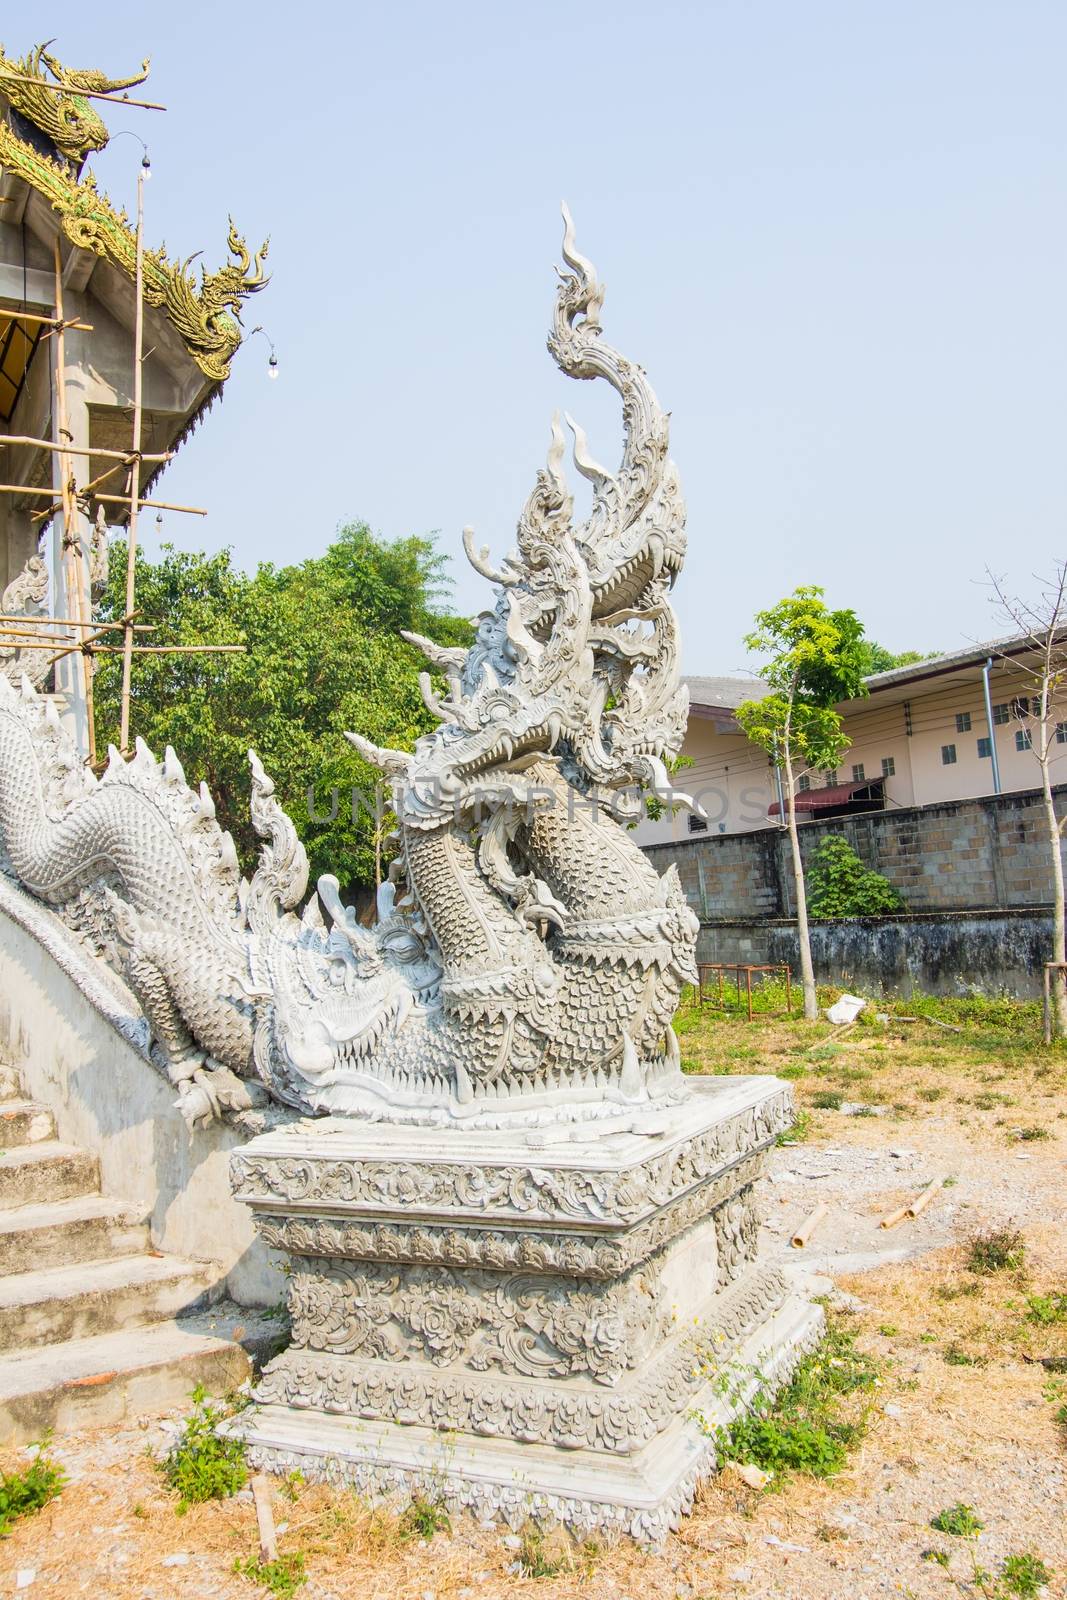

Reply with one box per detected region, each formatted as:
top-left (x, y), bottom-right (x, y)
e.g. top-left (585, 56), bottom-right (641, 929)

top-left (636, 634), bottom-right (1067, 848)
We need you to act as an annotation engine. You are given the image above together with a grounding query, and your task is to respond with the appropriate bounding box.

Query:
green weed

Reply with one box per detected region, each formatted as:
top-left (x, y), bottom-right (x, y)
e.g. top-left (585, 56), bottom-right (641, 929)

top-left (777, 1109), bottom-right (812, 1145)
top-left (158, 1385), bottom-right (247, 1509)
top-left (397, 1496), bottom-right (451, 1541)
top-left (1025, 1293), bottom-right (1067, 1326)
top-left (966, 1227), bottom-right (1026, 1275)
top-left (997, 1552), bottom-right (1053, 1598)
top-left (707, 1321), bottom-right (879, 1483)
top-left (811, 1090), bottom-right (843, 1110)
top-left (0, 1441), bottom-right (65, 1536)
top-left (233, 1552), bottom-right (307, 1595)
top-left (930, 1503), bottom-right (984, 1536)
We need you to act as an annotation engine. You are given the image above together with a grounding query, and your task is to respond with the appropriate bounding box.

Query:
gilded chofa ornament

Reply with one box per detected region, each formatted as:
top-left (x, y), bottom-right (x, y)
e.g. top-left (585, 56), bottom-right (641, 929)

top-left (0, 40), bottom-right (149, 164)
top-left (0, 40), bottom-right (268, 381)
top-left (0, 208), bottom-right (697, 1128)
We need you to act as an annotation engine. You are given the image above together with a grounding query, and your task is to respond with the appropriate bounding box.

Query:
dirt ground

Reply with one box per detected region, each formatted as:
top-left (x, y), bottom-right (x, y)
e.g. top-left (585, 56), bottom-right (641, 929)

top-left (1, 995), bottom-right (1065, 1600)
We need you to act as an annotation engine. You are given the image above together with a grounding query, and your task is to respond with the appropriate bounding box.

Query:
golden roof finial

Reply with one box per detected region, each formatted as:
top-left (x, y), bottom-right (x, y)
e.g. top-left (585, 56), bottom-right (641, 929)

top-left (0, 39), bottom-right (150, 164)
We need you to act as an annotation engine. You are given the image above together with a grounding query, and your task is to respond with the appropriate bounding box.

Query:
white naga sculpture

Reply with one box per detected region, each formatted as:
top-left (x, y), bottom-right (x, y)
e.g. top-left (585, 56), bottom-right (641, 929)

top-left (0, 213), bottom-right (819, 1538)
top-left (0, 208), bottom-right (702, 1132)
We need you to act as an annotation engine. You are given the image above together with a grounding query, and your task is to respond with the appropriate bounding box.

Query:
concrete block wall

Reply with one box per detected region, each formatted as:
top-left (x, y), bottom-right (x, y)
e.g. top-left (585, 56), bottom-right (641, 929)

top-left (647, 786), bottom-right (1066, 921)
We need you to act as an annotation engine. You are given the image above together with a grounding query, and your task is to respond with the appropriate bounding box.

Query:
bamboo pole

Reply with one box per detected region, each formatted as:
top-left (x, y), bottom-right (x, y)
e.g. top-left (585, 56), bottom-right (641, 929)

top-left (251, 1475), bottom-right (277, 1564)
top-left (0, 70), bottom-right (166, 111)
top-left (90, 644), bottom-right (245, 655)
top-left (906, 1178), bottom-right (942, 1219)
top-left (0, 486), bottom-right (203, 516)
top-left (0, 435), bottom-right (173, 462)
top-left (879, 1201), bottom-right (910, 1231)
top-left (0, 614), bottom-right (154, 628)
top-left (119, 166), bottom-right (146, 756)
top-left (0, 313), bottom-right (94, 332)
top-left (42, 611), bottom-right (142, 670)
top-left (93, 492), bottom-right (206, 515)
top-left (53, 238), bottom-right (96, 764)
top-left (791, 1203), bottom-right (827, 1249)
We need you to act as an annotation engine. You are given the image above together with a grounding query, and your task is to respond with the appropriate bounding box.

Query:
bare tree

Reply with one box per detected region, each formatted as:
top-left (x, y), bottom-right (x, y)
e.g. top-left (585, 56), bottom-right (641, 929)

top-left (988, 561), bottom-right (1067, 1036)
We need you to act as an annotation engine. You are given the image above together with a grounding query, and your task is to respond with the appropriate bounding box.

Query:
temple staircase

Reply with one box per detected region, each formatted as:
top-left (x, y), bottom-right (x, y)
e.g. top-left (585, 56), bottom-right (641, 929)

top-left (0, 1063), bottom-right (252, 1444)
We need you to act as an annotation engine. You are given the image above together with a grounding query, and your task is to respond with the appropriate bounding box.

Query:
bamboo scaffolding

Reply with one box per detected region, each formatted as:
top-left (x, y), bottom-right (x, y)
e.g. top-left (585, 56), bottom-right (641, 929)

top-left (0, 70), bottom-right (166, 111)
top-left (0, 435), bottom-right (173, 462)
top-left (118, 165), bottom-right (146, 755)
top-left (0, 614), bottom-right (154, 628)
top-left (0, 312), bottom-right (93, 332)
top-left (53, 239), bottom-right (97, 765)
top-left (90, 644), bottom-right (245, 655)
top-left (4, 108), bottom-right (243, 763)
top-left (93, 492), bottom-right (206, 515)
top-left (0, 484), bottom-right (205, 516)
top-left (43, 611), bottom-right (142, 670)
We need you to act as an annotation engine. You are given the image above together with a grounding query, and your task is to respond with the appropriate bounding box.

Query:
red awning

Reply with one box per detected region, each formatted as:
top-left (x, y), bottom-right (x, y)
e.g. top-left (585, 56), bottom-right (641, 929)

top-left (768, 779), bottom-right (882, 817)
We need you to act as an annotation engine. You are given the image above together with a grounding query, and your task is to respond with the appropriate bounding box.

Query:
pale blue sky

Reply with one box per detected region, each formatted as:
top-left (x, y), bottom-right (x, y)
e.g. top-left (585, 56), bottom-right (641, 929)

top-left (37, 1), bottom-right (1067, 668)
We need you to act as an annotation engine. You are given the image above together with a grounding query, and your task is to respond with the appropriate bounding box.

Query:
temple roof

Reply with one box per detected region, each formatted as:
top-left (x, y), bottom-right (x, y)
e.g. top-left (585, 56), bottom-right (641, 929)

top-left (0, 40), bottom-right (267, 382)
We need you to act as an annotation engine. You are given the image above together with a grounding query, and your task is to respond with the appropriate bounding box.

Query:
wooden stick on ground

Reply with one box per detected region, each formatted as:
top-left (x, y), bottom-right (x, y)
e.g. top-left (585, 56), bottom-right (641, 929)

top-left (895, 1017), bottom-right (963, 1033)
top-left (879, 1201), bottom-right (910, 1231)
top-left (251, 1474), bottom-right (278, 1564)
top-left (791, 1203), bottom-right (827, 1249)
top-left (906, 1177), bottom-right (943, 1219)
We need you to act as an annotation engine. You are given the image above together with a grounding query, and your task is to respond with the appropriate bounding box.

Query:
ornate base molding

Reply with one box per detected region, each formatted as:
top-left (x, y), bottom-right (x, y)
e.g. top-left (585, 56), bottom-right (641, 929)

top-left (229, 1076), bottom-right (817, 1539)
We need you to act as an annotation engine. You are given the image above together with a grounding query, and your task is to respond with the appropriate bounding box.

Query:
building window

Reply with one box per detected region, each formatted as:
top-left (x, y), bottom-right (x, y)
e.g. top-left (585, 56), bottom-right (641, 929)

top-left (797, 773), bottom-right (811, 792)
top-left (687, 813), bottom-right (708, 834)
top-left (903, 700), bottom-right (913, 736)
top-left (941, 744), bottom-right (957, 765)
top-left (1015, 728), bottom-right (1032, 752)
top-left (881, 756), bottom-right (895, 777)
top-left (824, 769), bottom-right (838, 787)
top-left (1057, 722), bottom-right (1067, 744)
top-left (1012, 695), bottom-right (1040, 720)
top-left (955, 711), bottom-right (971, 732)
top-left (851, 763), bottom-right (865, 782)
top-left (992, 703), bottom-right (1009, 726)
top-left (977, 737), bottom-right (993, 759)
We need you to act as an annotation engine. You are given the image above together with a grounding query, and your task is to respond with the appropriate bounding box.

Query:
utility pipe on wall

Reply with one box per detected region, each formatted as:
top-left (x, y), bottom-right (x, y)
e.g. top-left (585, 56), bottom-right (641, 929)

top-left (981, 657), bottom-right (1003, 795)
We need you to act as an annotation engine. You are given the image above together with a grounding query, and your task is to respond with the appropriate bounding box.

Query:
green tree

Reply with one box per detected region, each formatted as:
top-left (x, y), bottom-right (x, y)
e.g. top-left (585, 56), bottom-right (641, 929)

top-left (858, 641), bottom-right (939, 674)
top-left (92, 525), bottom-right (471, 898)
top-left (806, 836), bottom-right (903, 918)
top-left (735, 587), bottom-right (869, 1019)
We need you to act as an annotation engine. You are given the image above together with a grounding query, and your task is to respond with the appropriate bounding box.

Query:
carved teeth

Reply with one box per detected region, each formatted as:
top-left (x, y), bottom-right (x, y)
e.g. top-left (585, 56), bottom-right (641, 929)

top-left (163, 746), bottom-right (186, 786)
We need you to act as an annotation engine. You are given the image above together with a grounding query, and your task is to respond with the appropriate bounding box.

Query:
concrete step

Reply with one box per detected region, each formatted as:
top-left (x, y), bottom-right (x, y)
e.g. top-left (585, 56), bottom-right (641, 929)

top-left (0, 1100), bottom-right (56, 1150)
top-left (0, 1195), bottom-right (150, 1276)
top-left (0, 1253), bottom-right (216, 1349)
top-left (0, 1143), bottom-right (98, 1210)
top-left (0, 1316), bottom-right (251, 1444)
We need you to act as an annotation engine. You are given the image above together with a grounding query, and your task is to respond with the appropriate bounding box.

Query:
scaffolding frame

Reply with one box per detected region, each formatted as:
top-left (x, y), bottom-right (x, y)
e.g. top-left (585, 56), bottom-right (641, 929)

top-left (0, 82), bottom-right (245, 766)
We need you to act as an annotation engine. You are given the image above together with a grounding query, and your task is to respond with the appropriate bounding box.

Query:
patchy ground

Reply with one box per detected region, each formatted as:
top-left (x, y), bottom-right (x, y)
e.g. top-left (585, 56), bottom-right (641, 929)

top-left (1, 992), bottom-right (1065, 1600)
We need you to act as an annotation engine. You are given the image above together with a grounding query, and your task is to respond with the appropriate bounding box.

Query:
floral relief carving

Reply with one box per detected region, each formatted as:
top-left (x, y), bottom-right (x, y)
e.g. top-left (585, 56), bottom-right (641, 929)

top-left (286, 1258), bottom-right (663, 1387)
top-left (257, 1265), bottom-right (791, 1454)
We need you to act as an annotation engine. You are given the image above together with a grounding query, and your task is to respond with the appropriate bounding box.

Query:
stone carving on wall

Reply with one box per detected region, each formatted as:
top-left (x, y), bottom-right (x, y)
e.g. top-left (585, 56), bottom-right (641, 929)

top-left (0, 207), bottom-right (702, 1131)
top-left (0, 555), bottom-right (50, 689)
top-left (246, 1146), bottom-right (771, 1280)
top-left (258, 1262), bottom-right (791, 1457)
top-left (285, 1256), bottom-right (664, 1384)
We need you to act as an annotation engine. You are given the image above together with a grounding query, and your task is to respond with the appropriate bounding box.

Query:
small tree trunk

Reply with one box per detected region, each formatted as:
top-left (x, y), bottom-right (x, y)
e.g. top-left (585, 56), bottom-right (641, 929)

top-left (1039, 755), bottom-right (1067, 1036)
top-left (783, 747), bottom-right (818, 1020)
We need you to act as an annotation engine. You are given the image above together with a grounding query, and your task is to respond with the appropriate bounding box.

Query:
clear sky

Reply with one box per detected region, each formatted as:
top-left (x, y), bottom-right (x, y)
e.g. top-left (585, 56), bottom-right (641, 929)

top-left (36, 0), bottom-right (1067, 670)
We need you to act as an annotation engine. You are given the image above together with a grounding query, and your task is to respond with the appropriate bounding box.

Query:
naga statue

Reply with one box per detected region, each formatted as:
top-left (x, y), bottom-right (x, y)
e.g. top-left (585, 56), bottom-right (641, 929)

top-left (0, 209), bottom-right (702, 1130)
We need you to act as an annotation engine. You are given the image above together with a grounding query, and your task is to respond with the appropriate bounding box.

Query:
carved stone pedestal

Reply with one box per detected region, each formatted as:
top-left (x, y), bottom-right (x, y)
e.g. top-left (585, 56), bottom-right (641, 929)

top-left (228, 1077), bottom-right (822, 1541)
